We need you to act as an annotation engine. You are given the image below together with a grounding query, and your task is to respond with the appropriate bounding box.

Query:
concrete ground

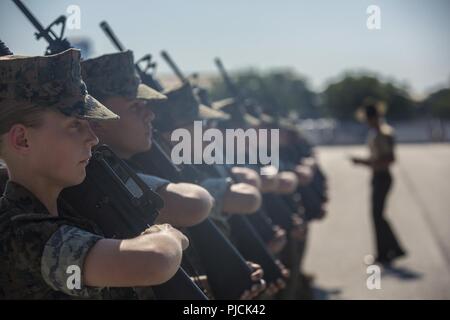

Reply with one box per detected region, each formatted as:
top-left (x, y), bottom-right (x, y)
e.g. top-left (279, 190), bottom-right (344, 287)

top-left (303, 143), bottom-right (450, 299)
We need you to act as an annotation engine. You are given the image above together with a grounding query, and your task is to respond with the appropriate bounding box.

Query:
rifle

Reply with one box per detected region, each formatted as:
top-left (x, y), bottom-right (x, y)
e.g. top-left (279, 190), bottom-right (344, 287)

top-left (214, 57), bottom-right (242, 101)
top-left (160, 50), bottom-right (214, 106)
top-left (99, 21), bottom-right (164, 91)
top-left (160, 50), bottom-right (188, 84)
top-left (61, 146), bottom-right (208, 300)
top-left (12, 0), bottom-right (71, 55)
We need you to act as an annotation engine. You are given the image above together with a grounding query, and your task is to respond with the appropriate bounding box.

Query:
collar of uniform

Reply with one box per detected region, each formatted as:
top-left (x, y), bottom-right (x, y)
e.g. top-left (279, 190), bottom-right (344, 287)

top-left (2, 180), bottom-right (50, 215)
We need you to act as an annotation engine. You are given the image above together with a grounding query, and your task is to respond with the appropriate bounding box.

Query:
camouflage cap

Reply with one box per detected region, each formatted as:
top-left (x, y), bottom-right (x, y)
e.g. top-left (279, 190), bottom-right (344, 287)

top-left (212, 98), bottom-right (261, 128)
top-left (0, 49), bottom-right (118, 120)
top-left (81, 51), bottom-right (166, 102)
top-left (277, 116), bottom-right (299, 131)
top-left (152, 82), bottom-right (228, 131)
top-left (199, 104), bottom-right (230, 121)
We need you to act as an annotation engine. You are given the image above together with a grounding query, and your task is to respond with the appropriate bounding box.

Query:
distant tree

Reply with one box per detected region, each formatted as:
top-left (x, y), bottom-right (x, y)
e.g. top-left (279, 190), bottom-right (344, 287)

top-left (321, 73), bottom-right (415, 120)
top-left (209, 68), bottom-right (320, 118)
top-left (423, 88), bottom-right (450, 119)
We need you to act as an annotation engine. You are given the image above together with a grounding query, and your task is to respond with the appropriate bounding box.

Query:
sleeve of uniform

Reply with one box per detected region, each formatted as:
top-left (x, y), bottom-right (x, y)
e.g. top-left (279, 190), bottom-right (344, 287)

top-left (137, 173), bottom-right (171, 191)
top-left (40, 224), bottom-right (104, 297)
top-left (8, 218), bottom-right (104, 298)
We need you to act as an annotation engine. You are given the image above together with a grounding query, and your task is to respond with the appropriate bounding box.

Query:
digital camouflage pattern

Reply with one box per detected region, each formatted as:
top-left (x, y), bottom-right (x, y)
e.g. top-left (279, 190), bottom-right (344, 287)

top-left (152, 82), bottom-right (229, 132)
top-left (81, 50), bottom-right (166, 102)
top-left (0, 49), bottom-right (119, 122)
top-left (0, 181), bottom-right (138, 299)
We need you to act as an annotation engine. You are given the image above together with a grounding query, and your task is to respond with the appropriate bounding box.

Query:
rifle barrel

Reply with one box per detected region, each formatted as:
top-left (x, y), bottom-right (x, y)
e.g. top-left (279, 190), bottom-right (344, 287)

top-left (160, 50), bottom-right (186, 82)
top-left (100, 21), bottom-right (125, 52)
top-left (12, 0), bottom-right (53, 44)
top-left (214, 57), bottom-right (240, 99)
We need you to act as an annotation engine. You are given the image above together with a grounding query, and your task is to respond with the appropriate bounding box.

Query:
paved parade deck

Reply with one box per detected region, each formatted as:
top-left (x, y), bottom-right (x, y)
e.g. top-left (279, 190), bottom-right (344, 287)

top-left (305, 143), bottom-right (450, 299)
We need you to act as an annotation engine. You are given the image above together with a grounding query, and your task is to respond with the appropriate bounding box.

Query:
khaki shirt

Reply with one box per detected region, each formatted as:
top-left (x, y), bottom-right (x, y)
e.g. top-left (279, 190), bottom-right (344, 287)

top-left (368, 123), bottom-right (395, 163)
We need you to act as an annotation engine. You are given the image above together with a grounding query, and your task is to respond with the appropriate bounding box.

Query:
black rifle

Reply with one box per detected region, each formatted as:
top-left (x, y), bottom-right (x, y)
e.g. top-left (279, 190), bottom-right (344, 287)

top-left (214, 57), bottom-right (242, 101)
top-left (12, 0), bottom-right (72, 55)
top-left (160, 50), bottom-right (188, 83)
top-left (160, 50), bottom-right (214, 106)
top-left (61, 146), bottom-right (208, 300)
top-left (99, 21), bottom-right (164, 91)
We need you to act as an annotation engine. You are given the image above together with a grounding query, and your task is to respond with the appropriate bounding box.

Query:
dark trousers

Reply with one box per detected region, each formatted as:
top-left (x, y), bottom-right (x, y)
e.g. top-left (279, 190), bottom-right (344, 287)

top-left (371, 171), bottom-right (404, 261)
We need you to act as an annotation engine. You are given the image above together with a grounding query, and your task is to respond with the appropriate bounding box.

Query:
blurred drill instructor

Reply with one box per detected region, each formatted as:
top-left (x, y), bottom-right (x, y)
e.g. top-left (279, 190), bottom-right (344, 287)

top-left (351, 101), bottom-right (406, 265)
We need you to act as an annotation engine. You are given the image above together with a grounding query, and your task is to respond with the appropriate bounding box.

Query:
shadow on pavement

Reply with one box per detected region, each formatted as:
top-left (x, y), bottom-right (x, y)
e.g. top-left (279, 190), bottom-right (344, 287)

top-left (381, 265), bottom-right (423, 280)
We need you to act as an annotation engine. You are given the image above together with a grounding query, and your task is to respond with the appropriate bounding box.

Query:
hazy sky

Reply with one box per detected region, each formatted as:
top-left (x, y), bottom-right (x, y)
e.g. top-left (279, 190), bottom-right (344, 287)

top-left (1, 0), bottom-right (449, 97)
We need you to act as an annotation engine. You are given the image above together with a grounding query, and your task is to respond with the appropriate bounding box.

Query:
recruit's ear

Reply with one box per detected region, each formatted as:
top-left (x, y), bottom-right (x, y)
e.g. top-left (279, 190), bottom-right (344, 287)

top-left (7, 124), bottom-right (31, 155)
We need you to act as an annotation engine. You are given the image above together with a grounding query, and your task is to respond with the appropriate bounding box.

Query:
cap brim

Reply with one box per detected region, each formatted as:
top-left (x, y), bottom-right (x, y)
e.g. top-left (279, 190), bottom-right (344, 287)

top-left (211, 98), bottom-right (236, 110)
top-left (136, 83), bottom-right (167, 101)
top-left (243, 113), bottom-right (261, 127)
top-left (198, 104), bottom-right (230, 121)
top-left (78, 94), bottom-right (120, 120)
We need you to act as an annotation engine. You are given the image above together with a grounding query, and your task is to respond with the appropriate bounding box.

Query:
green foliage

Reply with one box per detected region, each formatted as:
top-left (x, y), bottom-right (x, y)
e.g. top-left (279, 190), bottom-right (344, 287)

top-left (208, 68), bottom-right (447, 121)
top-left (321, 73), bottom-right (416, 120)
top-left (209, 68), bottom-right (319, 118)
top-left (423, 88), bottom-right (450, 119)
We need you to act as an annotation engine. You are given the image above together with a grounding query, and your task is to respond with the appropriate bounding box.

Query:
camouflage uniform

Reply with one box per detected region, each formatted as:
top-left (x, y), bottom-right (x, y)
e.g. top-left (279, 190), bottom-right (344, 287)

top-left (0, 49), bottom-right (124, 299)
top-left (0, 181), bottom-right (108, 299)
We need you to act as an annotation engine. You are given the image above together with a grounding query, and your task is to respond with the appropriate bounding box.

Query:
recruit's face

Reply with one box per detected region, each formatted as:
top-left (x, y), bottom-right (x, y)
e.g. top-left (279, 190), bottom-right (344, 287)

top-left (26, 110), bottom-right (99, 187)
top-left (94, 96), bottom-right (155, 159)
